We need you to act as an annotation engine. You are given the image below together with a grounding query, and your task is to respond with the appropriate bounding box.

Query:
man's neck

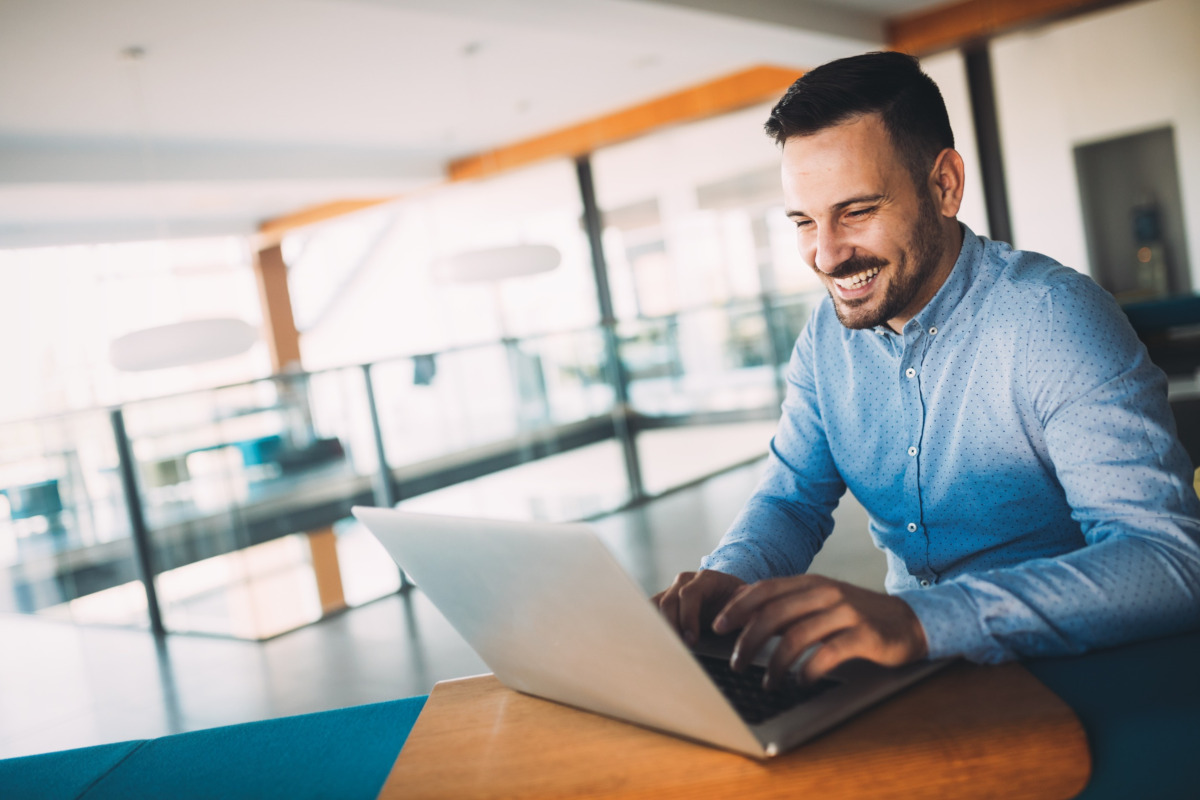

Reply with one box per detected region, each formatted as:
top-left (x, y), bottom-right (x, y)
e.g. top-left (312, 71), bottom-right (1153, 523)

top-left (885, 220), bottom-right (964, 333)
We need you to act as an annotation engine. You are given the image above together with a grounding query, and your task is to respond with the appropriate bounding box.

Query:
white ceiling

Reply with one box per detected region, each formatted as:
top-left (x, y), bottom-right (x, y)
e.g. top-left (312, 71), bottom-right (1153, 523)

top-left (0, 0), bottom-right (943, 248)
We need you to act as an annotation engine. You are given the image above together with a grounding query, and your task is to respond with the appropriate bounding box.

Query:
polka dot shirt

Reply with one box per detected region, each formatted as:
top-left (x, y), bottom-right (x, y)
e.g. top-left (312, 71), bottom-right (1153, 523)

top-left (701, 225), bottom-right (1200, 663)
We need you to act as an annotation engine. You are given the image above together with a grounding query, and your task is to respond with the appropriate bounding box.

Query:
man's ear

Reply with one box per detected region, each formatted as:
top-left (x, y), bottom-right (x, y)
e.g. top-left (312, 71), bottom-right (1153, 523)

top-left (929, 148), bottom-right (966, 218)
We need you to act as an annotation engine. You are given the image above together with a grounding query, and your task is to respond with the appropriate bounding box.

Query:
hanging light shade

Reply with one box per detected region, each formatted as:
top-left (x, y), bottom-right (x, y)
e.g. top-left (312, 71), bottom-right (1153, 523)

top-left (109, 318), bottom-right (259, 371)
top-left (430, 244), bottom-right (560, 285)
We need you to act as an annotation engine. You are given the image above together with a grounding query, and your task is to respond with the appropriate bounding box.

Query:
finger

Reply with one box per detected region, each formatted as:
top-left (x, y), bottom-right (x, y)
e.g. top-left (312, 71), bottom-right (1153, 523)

top-left (713, 575), bottom-right (828, 635)
top-left (799, 627), bottom-right (873, 683)
top-left (676, 574), bottom-right (710, 646)
top-left (657, 590), bottom-right (681, 634)
top-left (654, 572), bottom-right (693, 635)
top-left (763, 604), bottom-right (858, 689)
top-left (727, 585), bottom-right (842, 671)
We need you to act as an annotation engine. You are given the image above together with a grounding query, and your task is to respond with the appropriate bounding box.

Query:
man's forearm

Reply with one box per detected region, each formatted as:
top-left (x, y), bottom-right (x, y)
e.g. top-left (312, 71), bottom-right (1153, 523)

top-left (701, 493), bottom-right (834, 583)
top-left (898, 527), bottom-right (1200, 663)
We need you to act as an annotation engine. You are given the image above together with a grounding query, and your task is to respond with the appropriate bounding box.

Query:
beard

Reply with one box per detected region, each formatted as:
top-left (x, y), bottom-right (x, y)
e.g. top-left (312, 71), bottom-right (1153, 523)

top-left (825, 193), bottom-right (946, 330)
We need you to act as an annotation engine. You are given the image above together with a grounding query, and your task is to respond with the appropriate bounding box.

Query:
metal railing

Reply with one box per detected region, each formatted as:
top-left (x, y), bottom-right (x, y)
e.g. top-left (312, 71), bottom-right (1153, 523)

top-left (0, 290), bottom-right (820, 634)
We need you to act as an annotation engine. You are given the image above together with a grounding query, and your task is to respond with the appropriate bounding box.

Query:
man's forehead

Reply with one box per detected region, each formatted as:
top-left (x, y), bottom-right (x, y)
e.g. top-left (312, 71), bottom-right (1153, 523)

top-left (779, 115), bottom-right (894, 163)
top-left (779, 117), bottom-right (901, 209)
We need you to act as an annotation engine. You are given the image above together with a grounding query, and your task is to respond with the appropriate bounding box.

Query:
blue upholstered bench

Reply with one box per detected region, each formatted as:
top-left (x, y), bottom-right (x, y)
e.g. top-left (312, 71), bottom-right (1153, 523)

top-left (1025, 629), bottom-right (1200, 800)
top-left (0, 695), bottom-right (426, 800)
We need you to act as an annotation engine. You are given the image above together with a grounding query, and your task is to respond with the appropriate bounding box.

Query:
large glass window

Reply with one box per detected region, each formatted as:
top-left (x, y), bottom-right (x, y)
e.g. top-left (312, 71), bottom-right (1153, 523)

top-left (290, 159), bottom-right (600, 371)
top-left (0, 237), bottom-right (267, 423)
top-left (591, 103), bottom-right (821, 491)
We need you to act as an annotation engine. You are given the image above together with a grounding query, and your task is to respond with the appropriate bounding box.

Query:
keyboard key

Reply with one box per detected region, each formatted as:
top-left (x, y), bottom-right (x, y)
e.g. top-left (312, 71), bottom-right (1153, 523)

top-left (696, 654), bottom-right (838, 724)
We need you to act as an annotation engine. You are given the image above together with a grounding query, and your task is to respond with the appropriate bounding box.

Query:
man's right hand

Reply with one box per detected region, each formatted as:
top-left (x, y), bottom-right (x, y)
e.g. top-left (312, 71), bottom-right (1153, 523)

top-left (652, 570), bottom-right (746, 646)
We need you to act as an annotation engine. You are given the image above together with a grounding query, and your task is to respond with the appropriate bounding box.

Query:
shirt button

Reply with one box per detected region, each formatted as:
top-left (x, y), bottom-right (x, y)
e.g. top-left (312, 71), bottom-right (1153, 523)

top-left (907, 446), bottom-right (917, 456)
top-left (907, 522), bottom-right (918, 532)
top-left (919, 579), bottom-right (931, 588)
top-left (928, 326), bottom-right (938, 335)
top-left (905, 367), bottom-right (916, 378)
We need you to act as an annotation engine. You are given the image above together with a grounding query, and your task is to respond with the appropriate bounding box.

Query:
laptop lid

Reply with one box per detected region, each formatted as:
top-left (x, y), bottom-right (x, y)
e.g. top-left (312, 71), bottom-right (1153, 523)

top-left (353, 506), bottom-right (764, 755)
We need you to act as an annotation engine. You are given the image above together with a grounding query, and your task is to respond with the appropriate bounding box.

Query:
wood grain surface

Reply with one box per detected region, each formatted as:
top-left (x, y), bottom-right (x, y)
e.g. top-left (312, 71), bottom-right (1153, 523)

top-left (378, 661), bottom-right (1090, 799)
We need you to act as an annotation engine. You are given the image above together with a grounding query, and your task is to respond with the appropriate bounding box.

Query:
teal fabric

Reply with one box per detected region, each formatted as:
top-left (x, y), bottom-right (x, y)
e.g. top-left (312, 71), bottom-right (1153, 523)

top-left (0, 739), bottom-right (145, 800)
top-left (1026, 629), bottom-right (1200, 800)
top-left (0, 695), bottom-right (426, 800)
top-left (81, 696), bottom-right (427, 800)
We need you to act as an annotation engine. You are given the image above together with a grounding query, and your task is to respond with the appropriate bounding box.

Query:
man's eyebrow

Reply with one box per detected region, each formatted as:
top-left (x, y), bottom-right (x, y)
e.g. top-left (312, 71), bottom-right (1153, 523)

top-left (785, 194), bottom-right (886, 218)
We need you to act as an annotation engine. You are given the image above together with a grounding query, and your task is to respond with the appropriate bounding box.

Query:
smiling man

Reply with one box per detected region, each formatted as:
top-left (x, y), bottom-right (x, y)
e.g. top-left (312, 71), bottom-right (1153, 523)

top-left (654, 51), bottom-right (1200, 689)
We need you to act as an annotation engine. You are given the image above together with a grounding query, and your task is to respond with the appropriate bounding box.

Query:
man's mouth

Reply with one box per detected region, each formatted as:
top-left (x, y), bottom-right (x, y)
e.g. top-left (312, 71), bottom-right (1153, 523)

top-left (832, 266), bottom-right (881, 296)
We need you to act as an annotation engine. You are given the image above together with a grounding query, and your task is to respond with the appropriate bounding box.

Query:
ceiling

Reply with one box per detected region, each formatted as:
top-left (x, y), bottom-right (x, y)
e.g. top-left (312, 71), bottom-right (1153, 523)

top-left (0, 0), bottom-right (945, 249)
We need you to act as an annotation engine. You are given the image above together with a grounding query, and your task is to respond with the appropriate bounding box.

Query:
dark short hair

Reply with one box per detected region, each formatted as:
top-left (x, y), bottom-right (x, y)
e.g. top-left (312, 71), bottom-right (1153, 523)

top-left (765, 51), bottom-right (954, 188)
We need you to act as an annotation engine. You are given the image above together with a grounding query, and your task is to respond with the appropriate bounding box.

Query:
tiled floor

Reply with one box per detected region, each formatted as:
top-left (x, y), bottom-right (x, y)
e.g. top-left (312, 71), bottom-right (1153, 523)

top-left (0, 458), bottom-right (884, 760)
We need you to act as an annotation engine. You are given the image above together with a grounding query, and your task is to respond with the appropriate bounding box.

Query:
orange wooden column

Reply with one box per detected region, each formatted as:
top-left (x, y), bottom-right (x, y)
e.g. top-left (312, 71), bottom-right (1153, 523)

top-left (252, 242), bottom-right (347, 615)
top-left (252, 243), bottom-right (303, 374)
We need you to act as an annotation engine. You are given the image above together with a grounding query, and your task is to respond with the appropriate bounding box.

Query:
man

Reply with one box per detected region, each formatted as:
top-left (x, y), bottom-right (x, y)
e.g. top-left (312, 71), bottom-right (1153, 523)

top-left (654, 51), bottom-right (1200, 691)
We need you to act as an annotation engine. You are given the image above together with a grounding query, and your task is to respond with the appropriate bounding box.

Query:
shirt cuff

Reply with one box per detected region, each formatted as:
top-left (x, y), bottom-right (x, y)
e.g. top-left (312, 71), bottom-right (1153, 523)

top-left (895, 582), bottom-right (1006, 663)
top-left (697, 552), bottom-right (763, 584)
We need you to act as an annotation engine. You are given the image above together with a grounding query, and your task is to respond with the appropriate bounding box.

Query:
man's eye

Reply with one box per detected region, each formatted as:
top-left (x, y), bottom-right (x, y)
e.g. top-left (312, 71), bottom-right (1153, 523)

top-left (794, 219), bottom-right (813, 229)
top-left (847, 207), bottom-right (875, 218)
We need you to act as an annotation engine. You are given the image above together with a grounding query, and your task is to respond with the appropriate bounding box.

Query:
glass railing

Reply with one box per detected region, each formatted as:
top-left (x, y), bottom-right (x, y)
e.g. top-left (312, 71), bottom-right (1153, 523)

top-left (0, 291), bottom-right (820, 638)
top-left (0, 409), bottom-right (138, 622)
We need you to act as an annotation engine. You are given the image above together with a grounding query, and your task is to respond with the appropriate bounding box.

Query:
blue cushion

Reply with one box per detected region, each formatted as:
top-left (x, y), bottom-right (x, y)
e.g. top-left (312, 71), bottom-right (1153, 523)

top-left (0, 696), bottom-right (425, 800)
top-left (78, 696), bottom-right (426, 800)
top-left (1026, 630), bottom-right (1200, 800)
top-left (0, 739), bottom-right (145, 800)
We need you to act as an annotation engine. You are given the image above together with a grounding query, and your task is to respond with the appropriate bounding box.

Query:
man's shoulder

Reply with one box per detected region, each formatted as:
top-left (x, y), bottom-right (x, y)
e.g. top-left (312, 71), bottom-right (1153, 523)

top-left (977, 237), bottom-right (1113, 320)
top-left (981, 237), bottom-right (1088, 295)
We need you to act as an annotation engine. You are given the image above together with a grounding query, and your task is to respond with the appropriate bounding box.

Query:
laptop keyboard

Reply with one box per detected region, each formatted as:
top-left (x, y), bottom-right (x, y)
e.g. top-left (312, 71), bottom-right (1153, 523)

top-left (697, 654), bottom-right (838, 725)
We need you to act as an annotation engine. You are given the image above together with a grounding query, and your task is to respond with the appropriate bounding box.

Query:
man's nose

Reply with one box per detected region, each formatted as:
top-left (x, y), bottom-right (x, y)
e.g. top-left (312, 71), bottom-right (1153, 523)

top-left (812, 227), bottom-right (854, 274)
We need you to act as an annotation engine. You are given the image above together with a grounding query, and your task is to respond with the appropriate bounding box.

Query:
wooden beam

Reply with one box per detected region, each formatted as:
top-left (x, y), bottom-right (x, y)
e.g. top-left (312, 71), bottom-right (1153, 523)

top-left (256, 64), bottom-right (803, 238)
top-left (887, 0), bottom-right (1134, 56)
top-left (258, 197), bottom-right (396, 245)
top-left (448, 64), bottom-right (803, 182)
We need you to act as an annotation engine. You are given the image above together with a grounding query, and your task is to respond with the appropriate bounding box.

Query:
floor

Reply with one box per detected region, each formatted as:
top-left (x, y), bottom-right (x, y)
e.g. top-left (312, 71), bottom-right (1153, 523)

top-left (0, 457), bottom-right (885, 760)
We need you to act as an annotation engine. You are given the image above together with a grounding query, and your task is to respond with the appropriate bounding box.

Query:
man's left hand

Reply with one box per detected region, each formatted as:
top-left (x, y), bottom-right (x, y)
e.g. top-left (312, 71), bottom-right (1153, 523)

top-left (712, 575), bottom-right (928, 689)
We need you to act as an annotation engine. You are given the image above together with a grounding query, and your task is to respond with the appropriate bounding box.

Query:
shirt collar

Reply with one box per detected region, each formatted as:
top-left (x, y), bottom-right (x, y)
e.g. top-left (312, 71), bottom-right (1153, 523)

top-left (872, 223), bottom-right (981, 339)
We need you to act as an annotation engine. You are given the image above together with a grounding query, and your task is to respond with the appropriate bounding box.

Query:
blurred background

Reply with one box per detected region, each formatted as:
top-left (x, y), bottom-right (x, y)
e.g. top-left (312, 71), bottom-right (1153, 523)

top-left (1, 0), bottom-right (1199, 756)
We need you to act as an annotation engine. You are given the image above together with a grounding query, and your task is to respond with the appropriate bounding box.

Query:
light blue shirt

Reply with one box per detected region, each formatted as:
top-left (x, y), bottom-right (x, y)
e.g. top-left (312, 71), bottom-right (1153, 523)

top-left (701, 225), bottom-right (1200, 663)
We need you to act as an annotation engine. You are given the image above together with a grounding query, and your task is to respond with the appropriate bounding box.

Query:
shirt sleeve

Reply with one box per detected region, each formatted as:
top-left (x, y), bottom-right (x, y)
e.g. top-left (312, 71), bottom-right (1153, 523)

top-left (899, 276), bottom-right (1200, 663)
top-left (700, 314), bottom-right (846, 582)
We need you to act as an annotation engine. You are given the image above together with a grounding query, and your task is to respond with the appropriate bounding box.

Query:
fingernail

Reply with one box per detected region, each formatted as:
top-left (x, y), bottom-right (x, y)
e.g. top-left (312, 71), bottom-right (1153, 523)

top-left (712, 615), bottom-right (727, 634)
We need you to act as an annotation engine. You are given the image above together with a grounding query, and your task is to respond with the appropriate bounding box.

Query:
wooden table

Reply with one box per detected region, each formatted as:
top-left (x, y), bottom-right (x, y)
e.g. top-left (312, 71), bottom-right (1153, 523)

top-left (378, 661), bottom-right (1090, 799)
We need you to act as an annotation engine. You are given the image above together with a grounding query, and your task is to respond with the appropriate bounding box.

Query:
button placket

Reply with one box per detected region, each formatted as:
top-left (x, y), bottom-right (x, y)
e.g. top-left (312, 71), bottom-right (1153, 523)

top-left (898, 334), bottom-right (931, 578)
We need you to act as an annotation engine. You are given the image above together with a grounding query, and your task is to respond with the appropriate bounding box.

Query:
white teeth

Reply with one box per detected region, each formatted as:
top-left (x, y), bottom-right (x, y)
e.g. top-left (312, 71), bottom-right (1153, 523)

top-left (834, 267), bottom-right (880, 289)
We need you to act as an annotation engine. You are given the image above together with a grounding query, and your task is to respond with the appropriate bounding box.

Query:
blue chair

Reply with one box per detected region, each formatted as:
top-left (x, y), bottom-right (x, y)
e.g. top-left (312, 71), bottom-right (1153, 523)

top-left (3, 480), bottom-right (64, 520)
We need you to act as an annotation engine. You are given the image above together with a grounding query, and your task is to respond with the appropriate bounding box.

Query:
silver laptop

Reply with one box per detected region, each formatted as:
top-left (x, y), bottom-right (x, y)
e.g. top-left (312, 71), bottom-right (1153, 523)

top-left (352, 506), bottom-right (949, 759)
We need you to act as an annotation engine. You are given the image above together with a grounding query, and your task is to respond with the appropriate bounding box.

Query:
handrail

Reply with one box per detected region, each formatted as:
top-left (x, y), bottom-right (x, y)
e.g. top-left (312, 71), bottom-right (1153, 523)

top-left (0, 289), bottom-right (822, 428)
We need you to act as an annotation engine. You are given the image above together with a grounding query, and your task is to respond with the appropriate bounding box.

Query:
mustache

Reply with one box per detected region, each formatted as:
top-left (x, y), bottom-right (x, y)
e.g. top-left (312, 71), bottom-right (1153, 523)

top-left (823, 254), bottom-right (888, 280)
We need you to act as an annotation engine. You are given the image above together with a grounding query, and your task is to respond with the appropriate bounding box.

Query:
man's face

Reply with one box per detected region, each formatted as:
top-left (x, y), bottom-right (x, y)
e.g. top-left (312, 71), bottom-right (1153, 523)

top-left (781, 114), bottom-right (948, 331)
